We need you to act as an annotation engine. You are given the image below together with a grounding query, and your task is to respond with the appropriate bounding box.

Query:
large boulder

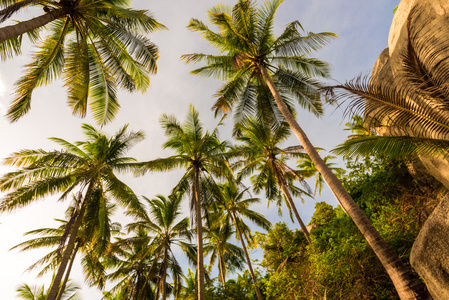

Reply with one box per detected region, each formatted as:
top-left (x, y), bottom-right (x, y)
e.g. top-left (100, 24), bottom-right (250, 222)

top-left (370, 0), bottom-right (449, 297)
top-left (410, 193), bottom-right (449, 300)
top-left (370, 0), bottom-right (449, 190)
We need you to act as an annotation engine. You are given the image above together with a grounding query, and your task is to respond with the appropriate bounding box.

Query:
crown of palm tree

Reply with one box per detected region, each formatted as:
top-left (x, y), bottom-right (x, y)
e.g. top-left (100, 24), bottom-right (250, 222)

top-left (139, 106), bottom-right (230, 214)
top-left (0, 123), bottom-right (145, 214)
top-left (104, 229), bottom-right (159, 300)
top-left (215, 180), bottom-right (271, 243)
top-left (119, 194), bottom-right (192, 300)
top-left (182, 0), bottom-right (335, 127)
top-left (0, 0), bottom-right (165, 125)
top-left (232, 117), bottom-right (311, 215)
top-left (204, 218), bottom-right (245, 284)
top-left (16, 281), bottom-right (80, 300)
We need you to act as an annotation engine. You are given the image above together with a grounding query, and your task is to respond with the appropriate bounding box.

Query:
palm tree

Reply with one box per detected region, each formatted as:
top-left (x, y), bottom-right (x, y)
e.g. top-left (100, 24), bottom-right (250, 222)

top-left (177, 268), bottom-right (198, 300)
top-left (0, 0), bottom-right (164, 125)
top-left (182, 1), bottom-right (332, 127)
top-left (297, 150), bottom-right (345, 197)
top-left (215, 179), bottom-right (271, 300)
top-left (16, 281), bottom-right (80, 300)
top-left (203, 218), bottom-right (245, 285)
top-left (232, 117), bottom-right (312, 243)
top-left (183, 1), bottom-right (428, 298)
top-left (344, 115), bottom-right (376, 140)
top-left (328, 78), bottom-right (449, 159)
top-left (11, 196), bottom-right (121, 300)
top-left (104, 230), bottom-right (159, 300)
top-left (0, 124), bottom-right (145, 300)
top-left (138, 106), bottom-right (230, 300)
top-left (125, 194), bottom-right (192, 300)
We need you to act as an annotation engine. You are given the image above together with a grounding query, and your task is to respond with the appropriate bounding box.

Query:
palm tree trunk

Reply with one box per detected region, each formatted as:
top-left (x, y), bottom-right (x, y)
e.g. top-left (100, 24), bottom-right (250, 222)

top-left (162, 249), bottom-right (168, 300)
top-left (55, 243), bottom-right (79, 300)
top-left (194, 168), bottom-right (205, 300)
top-left (259, 65), bottom-right (429, 299)
top-left (278, 177), bottom-right (312, 244)
top-left (0, 8), bottom-right (68, 42)
top-left (217, 249), bottom-right (226, 284)
top-left (232, 213), bottom-right (264, 300)
top-left (46, 183), bottom-right (93, 300)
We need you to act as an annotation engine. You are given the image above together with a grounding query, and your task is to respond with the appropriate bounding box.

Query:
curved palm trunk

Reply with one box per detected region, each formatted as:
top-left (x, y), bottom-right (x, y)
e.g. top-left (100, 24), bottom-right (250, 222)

top-left (259, 66), bottom-right (428, 299)
top-left (232, 213), bottom-right (264, 300)
top-left (55, 243), bottom-right (79, 300)
top-left (278, 177), bottom-right (311, 244)
top-left (46, 183), bottom-right (93, 300)
top-left (193, 168), bottom-right (205, 300)
top-left (0, 8), bottom-right (68, 42)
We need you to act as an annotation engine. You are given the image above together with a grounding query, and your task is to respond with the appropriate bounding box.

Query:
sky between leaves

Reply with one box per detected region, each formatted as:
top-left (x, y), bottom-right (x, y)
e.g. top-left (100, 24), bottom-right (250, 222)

top-left (0, 0), bottom-right (398, 298)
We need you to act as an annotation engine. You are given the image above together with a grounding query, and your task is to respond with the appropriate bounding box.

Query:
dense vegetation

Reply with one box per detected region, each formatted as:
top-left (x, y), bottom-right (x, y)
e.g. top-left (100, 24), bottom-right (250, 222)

top-left (205, 155), bottom-right (440, 299)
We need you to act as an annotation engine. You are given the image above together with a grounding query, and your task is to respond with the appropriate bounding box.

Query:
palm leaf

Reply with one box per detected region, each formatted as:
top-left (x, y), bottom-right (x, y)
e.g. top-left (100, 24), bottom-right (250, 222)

top-left (7, 18), bottom-right (70, 122)
top-left (333, 135), bottom-right (449, 159)
top-left (325, 76), bottom-right (449, 139)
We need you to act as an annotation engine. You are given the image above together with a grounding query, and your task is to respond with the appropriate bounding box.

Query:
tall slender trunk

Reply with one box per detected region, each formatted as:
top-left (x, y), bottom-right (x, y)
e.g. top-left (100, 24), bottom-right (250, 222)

top-left (55, 243), bottom-right (79, 300)
top-left (162, 249), bottom-right (167, 300)
top-left (46, 183), bottom-right (94, 300)
top-left (0, 8), bottom-right (68, 42)
top-left (278, 177), bottom-right (311, 244)
top-left (259, 66), bottom-right (429, 299)
top-left (217, 248), bottom-right (226, 285)
top-left (232, 213), bottom-right (264, 300)
top-left (194, 167), bottom-right (205, 300)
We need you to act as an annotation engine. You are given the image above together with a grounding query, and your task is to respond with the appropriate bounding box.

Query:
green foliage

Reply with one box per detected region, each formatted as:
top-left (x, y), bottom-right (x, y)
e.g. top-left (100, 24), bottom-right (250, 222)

top-left (309, 202), bottom-right (335, 226)
top-left (255, 222), bottom-right (308, 272)
top-left (183, 0), bottom-right (336, 127)
top-left (16, 280), bottom-right (80, 300)
top-left (1, 0), bottom-right (165, 125)
top-left (258, 155), bottom-right (434, 300)
top-left (205, 271), bottom-right (265, 300)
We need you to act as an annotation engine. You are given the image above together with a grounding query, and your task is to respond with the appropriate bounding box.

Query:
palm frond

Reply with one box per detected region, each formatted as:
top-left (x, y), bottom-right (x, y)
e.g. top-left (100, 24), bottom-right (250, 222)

top-left (7, 18), bottom-right (70, 122)
top-left (333, 135), bottom-right (449, 159)
top-left (325, 76), bottom-right (449, 139)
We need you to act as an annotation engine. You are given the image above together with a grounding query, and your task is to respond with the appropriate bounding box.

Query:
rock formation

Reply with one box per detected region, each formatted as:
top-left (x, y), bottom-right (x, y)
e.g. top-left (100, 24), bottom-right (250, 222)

top-left (370, 0), bottom-right (449, 298)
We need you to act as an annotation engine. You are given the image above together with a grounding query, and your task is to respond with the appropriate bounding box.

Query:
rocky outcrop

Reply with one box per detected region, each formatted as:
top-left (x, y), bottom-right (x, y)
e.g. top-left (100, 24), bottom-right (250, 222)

top-left (370, 0), bottom-right (449, 190)
top-left (410, 193), bottom-right (449, 300)
top-left (370, 0), bottom-right (449, 297)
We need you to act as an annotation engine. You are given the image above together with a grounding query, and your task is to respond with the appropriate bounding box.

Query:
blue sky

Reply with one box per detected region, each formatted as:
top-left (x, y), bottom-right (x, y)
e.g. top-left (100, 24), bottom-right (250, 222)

top-left (0, 0), bottom-right (398, 298)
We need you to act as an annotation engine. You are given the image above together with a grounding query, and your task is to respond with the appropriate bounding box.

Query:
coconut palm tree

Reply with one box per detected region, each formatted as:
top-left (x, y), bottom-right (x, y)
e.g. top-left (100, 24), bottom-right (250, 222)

top-left (214, 179), bottom-right (270, 300)
top-left (138, 106), bottom-right (230, 300)
top-left (177, 268), bottom-right (198, 300)
top-left (232, 117), bottom-right (312, 243)
top-left (203, 218), bottom-right (245, 285)
top-left (125, 194), bottom-right (192, 300)
top-left (182, 1), bottom-right (332, 127)
top-left (0, 124), bottom-right (145, 300)
top-left (183, 1), bottom-right (428, 297)
top-left (11, 195), bottom-right (121, 300)
top-left (0, 0), bottom-right (164, 125)
top-left (297, 150), bottom-right (345, 197)
top-left (104, 230), bottom-right (159, 300)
